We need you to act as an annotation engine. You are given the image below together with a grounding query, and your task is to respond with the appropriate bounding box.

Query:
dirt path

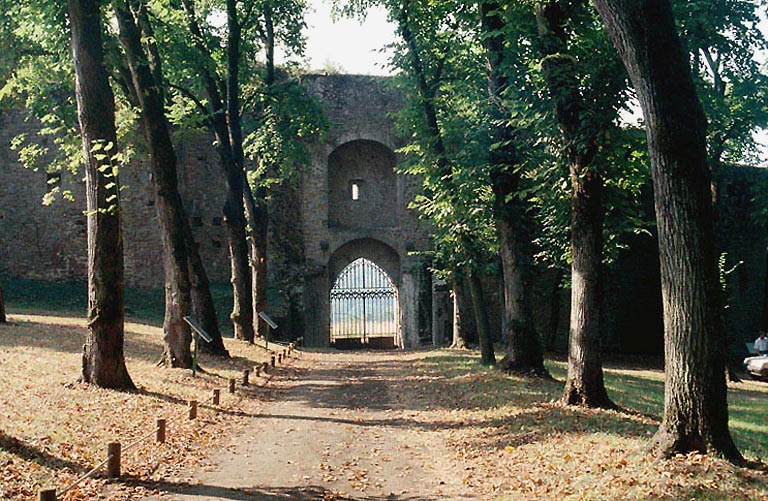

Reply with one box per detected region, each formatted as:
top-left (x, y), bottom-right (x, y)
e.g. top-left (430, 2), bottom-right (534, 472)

top-left (147, 350), bottom-right (471, 500)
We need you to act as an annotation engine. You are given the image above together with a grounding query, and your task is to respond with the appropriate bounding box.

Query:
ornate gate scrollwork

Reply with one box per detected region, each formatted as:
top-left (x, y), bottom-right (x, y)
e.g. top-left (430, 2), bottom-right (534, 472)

top-left (330, 258), bottom-right (397, 345)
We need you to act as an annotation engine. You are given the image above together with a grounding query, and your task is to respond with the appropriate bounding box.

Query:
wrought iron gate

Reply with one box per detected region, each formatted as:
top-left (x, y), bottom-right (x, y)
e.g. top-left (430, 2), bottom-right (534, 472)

top-left (330, 258), bottom-right (397, 345)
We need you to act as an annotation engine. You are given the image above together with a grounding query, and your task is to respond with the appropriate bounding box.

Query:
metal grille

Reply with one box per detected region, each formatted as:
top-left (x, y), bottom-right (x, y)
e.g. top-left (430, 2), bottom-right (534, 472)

top-left (330, 258), bottom-right (397, 344)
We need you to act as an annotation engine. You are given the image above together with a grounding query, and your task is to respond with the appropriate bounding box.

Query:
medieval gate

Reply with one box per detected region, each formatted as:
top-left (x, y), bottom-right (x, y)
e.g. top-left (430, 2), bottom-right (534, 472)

top-left (330, 258), bottom-right (398, 349)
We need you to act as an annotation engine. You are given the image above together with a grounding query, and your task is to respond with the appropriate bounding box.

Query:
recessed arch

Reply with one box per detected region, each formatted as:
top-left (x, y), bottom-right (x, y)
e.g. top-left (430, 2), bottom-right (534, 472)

top-left (328, 139), bottom-right (398, 229)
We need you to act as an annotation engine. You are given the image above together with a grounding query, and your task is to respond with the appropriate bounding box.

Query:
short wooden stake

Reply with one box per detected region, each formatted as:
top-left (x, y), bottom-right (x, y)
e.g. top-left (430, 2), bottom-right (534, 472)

top-left (262, 362), bottom-right (269, 374)
top-left (229, 378), bottom-right (236, 393)
top-left (156, 418), bottom-right (166, 443)
top-left (283, 348), bottom-right (288, 358)
top-left (278, 353), bottom-right (283, 364)
top-left (271, 355), bottom-right (276, 367)
top-left (243, 369), bottom-right (250, 386)
top-left (107, 442), bottom-right (121, 478)
top-left (38, 488), bottom-right (56, 501)
top-left (213, 388), bottom-right (221, 405)
top-left (254, 366), bottom-right (261, 377)
top-left (189, 400), bottom-right (198, 420)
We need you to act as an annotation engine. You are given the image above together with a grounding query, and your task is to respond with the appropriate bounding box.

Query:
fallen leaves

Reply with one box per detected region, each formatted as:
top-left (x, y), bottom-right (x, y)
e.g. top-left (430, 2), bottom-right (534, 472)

top-left (0, 315), bottom-right (274, 500)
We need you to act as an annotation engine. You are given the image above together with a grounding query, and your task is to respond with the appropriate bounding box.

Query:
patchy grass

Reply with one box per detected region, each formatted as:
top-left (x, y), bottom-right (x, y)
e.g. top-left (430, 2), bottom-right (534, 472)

top-left (0, 314), bottom-right (282, 500)
top-left (395, 350), bottom-right (768, 500)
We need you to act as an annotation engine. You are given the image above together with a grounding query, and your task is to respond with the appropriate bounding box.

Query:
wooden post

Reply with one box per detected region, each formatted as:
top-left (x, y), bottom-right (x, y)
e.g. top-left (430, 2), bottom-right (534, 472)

top-left (156, 418), bottom-right (166, 443)
top-left (254, 366), bottom-right (261, 377)
top-left (229, 378), bottom-right (236, 393)
top-left (243, 369), bottom-right (250, 386)
top-left (278, 353), bottom-right (282, 364)
top-left (189, 400), bottom-right (198, 420)
top-left (263, 362), bottom-right (269, 374)
top-left (271, 354), bottom-right (275, 367)
top-left (107, 442), bottom-right (121, 478)
top-left (38, 488), bottom-right (56, 501)
top-left (213, 388), bottom-right (221, 405)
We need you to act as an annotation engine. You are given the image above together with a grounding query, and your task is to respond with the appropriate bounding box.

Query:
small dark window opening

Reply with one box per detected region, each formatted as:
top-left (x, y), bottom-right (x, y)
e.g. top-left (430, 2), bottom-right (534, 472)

top-left (212, 216), bottom-right (223, 226)
top-left (191, 216), bottom-right (203, 227)
top-left (349, 179), bottom-right (364, 201)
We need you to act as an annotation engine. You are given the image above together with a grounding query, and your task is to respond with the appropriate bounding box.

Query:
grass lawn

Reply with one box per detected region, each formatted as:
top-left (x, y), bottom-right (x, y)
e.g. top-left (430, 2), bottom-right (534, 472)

top-left (2, 276), bottom-right (237, 336)
top-left (0, 313), bottom-right (279, 500)
top-left (401, 351), bottom-right (768, 500)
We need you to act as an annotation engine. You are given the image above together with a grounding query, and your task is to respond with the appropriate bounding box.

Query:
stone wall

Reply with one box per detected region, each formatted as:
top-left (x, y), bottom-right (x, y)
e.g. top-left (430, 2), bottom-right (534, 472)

top-left (2, 74), bottom-right (766, 353)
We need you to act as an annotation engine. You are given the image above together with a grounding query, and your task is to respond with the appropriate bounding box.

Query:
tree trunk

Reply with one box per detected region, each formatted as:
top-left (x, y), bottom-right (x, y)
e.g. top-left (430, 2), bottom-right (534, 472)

top-left (466, 271), bottom-right (496, 365)
top-left (114, 0), bottom-right (193, 367)
top-left (223, 181), bottom-right (254, 342)
top-left (536, 0), bottom-right (614, 408)
top-left (0, 280), bottom-right (6, 323)
top-left (184, 222), bottom-right (229, 356)
top-left (224, 0), bottom-right (255, 343)
top-left (494, 195), bottom-right (547, 375)
top-left (451, 273), bottom-right (469, 349)
top-left (593, 0), bottom-right (742, 462)
top-left (545, 268), bottom-right (564, 350)
top-left (479, 1), bottom-right (548, 376)
top-left (180, 0), bottom-right (254, 343)
top-left (67, 0), bottom-right (134, 389)
top-left (243, 182), bottom-right (269, 338)
top-left (113, 0), bottom-right (228, 359)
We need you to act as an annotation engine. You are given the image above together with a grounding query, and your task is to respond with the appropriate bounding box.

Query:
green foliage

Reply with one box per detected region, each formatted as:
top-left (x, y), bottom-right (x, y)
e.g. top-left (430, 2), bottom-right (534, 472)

top-left (673, 0), bottom-right (768, 164)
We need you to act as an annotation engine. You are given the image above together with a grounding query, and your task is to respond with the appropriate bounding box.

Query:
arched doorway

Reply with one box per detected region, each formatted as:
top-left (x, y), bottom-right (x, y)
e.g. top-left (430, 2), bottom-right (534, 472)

top-left (330, 258), bottom-right (398, 349)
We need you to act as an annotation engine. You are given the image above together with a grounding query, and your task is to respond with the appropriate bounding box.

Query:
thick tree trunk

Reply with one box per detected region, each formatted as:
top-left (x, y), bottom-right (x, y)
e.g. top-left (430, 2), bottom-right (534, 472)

top-left (450, 273), bottom-right (470, 349)
top-left (562, 168), bottom-right (613, 407)
top-left (67, 0), bottom-right (134, 389)
top-left (479, 1), bottom-right (548, 376)
top-left (466, 272), bottom-right (496, 365)
top-left (536, 0), bottom-right (613, 408)
top-left (0, 281), bottom-right (6, 323)
top-left (243, 182), bottom-right (269, 338)
top-left (184, 222), bottom-right (229, 356)
top-left (593, 0), bottom-right (742, 462)
top-left (494, 195), bottom-right (547, 375)
top-left (114, 1), bottom-right (193, 367)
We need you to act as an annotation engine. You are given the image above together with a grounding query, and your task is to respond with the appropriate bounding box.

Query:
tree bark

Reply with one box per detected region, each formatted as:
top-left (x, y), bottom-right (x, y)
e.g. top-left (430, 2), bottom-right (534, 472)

top-left (494, 188), bottom-right (547, 375)
top-left (593, 0), bottom-right (742, 462)
top-left (67, 0), bottom-right (134, 389)
top-left (0, 280), bottom-right (6, 323)
top-left (536, 0), bottom-right (614, 408)
top-left (466, 271), bottom-right (496, 365)
top-left (479, 1), bottom-right (548, 376)
top-left (545, 268), bottom-right (564, 350)
top-left (451, 274), bottom-right (469, 349)
top-left (183, 220), bottom-right (229, 356)
top-left (243, 181), bottom-right (269, 338)
top-left (113, 0), bottom-right (197, 367)
top-left (180, 0), bottom-right (254, 343)
top-left (244, 5), bottom-right (275, 340)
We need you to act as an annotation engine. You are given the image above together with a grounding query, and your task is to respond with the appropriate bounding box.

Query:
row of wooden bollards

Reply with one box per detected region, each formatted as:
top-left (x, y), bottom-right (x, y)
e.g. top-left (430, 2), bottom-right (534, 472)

top-left (38, 341), bottom-right (299, 500)
top-left (230, 341), bottom-right (296, 390)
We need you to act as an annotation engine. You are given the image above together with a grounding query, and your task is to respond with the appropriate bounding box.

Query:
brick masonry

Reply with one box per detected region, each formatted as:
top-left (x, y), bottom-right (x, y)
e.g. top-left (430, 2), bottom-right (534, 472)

top-left (1, 74), bottom-right (766, 351)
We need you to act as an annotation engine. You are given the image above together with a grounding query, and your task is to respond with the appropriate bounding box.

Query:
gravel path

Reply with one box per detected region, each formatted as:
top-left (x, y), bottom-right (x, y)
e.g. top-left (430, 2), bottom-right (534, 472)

top-left (147, 350), bottom-right (471, 500)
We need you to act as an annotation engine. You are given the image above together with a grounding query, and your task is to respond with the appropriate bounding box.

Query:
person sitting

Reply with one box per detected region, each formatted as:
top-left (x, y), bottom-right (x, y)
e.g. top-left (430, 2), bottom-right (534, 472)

top-left (755, 330), bottom-right (768, 356)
